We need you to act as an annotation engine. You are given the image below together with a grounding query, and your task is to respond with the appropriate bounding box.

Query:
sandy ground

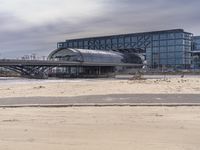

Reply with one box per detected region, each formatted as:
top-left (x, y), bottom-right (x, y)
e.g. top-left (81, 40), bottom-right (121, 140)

top-left (0, 77), bottom-right (200, 98)
top-left (0, 77), bottom-right (200, 150)
top-left (0, 106), bottom-right (199, 150)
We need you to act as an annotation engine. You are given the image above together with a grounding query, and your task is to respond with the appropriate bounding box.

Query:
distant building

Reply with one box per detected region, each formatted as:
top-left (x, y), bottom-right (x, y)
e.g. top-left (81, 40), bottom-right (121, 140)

top-left (57, 29), bottom-right (193, 69)
top-left (192, 36), bottom-right (200, 69)
top-left (193, 36), bottom-right (200, 50)
top-left (48, 48), bottom-right (143, 77)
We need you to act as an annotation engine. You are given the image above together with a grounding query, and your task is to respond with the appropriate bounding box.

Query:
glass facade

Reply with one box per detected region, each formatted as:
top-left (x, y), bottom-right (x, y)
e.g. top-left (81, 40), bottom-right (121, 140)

top-left (150, 31), bottom-right (192, 69)
top-left (191, 36), bottom-right (200, 69)
top-left (193, 36), bottom-right (200, 51)
top-left (57, 29), bottom-right (192, 69)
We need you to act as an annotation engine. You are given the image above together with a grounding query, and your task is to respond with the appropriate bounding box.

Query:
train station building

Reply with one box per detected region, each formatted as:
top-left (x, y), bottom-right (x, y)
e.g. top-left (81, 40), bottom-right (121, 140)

top-left (192, 36), bottom-right (200, 69)
top-left (57, 29), bottom-right (197, 70)
top-left (48, 48), bottom-right (143, 78)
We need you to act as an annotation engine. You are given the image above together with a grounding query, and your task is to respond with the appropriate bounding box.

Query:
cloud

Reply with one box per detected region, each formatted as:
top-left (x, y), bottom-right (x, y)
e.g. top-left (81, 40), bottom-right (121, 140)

top-left (0, 0), bottom-right (104, 25)
top-left (0, 0), bottom-right (200, 58)
top-left (97, 0), bottom-right (200, 33)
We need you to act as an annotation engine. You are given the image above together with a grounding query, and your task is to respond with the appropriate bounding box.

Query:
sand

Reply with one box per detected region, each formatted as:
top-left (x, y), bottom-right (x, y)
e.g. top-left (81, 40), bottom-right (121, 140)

top-left (0, 106), bottom-right (199, 150)
top-left (0, 77), bottom-right (200, 98)
top-left (0, 77), bottom-right (200, 150)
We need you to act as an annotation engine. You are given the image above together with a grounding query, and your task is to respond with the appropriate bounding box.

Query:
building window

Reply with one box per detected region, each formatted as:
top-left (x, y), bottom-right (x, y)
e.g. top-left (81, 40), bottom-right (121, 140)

top-left (125, 37), bottom-right (131, 43)
top-left (160, 34), bottom-right (168, 40)
top-left (153, 41), bottom-right (159, 47)
top-left (78, 41), bottom-right (83, 47)
top-left (168, 40), bottom-right (175, 46)
top-left (160, 47), bottom-right (167, 52)
top-left (168, 59), bottom-right (175, 64)
top-left (100, 40), bottom-right (105, 45)
top-left (175, 33), bottom-right (183, 39)
top-left (168, 52), bottom-right (175, 59)
top-left (185, 46), bottom-right (191, 51)
top-left (160, 40), bottom-right (167, 46)
top-left (153, 34), bottom-right (159, 41)
top-left (160, 59), bottom-right (168, 65)
top-left (160, 53), bottom-right (167, 59)
top-left (64, 43), bottom-right (68, 47)
top-left (175, 45), bottom-right (184, 51)
top-left (168, 33), bottom-right (175, 39)
top-left (175, 52), bottom-right (184, 58)
top-left (106, 39), bottom-right (112, 44)
top-left (84, 41), bottom-right (88, 46)
top-left (176, 59), bottom-right (183, 65)
top-left (73, 41), bottom-right (78, 47)
top-left (184, 33), bottom-right (192, 40)
top-left (168, 46), bottom-right (175, 52)
top-left (131, 36), bottom-right (137, 42)
top-left (112, 38), bottom-right (117, 44)
top-left (175, 39), bottom-right (183, 45)
top-left (118, 37), bottom-right (124, 43)
top-left (152, 47), bottom-right (159, 53)
top-left (69, 42), bottom-right (73, 47)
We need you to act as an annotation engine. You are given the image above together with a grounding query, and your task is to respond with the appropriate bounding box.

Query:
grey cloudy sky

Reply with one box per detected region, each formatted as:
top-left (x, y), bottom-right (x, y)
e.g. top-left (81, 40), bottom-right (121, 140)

top-left (0, 0), bottom-right (200, 58)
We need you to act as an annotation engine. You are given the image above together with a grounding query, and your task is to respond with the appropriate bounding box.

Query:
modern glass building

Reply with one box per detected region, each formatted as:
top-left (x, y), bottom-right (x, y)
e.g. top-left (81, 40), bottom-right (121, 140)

top-left (193, 36), bottom-right (200, 51)
top-left (47, 48), bottom-right (143, 77)
top-left (57, 29), bottom-right (193, 69)
top-left (191, 36), bottom-right (200, 69)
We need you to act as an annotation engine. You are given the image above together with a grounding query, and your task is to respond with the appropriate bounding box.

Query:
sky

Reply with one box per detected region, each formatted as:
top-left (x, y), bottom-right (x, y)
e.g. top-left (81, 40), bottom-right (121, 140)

top-left (0, 0), bottom-right (200, 58)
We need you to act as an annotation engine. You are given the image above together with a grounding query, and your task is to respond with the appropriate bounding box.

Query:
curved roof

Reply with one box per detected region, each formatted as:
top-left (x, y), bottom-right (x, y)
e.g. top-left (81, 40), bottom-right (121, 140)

top-left (48, 48), bottom-right (124, 63)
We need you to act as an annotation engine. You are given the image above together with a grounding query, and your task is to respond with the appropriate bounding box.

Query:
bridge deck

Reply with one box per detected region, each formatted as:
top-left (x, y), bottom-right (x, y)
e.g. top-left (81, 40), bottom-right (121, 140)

top-left (0, 59), bottom-right (143, 79)
top-left (0, 59), bottom-right (143, 67)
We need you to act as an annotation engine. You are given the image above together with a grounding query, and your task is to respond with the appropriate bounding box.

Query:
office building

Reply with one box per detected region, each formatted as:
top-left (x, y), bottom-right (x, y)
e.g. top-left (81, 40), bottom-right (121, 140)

top-left (57, 29), bottom-right (193, 69)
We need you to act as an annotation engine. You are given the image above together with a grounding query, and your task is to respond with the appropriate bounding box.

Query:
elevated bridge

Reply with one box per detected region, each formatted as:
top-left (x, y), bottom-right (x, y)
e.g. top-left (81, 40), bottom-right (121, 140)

top-left (0, 59), bottom-right (143, 79)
